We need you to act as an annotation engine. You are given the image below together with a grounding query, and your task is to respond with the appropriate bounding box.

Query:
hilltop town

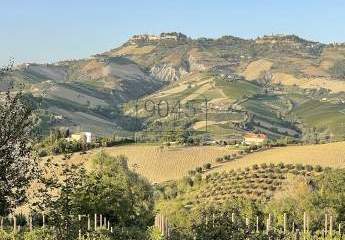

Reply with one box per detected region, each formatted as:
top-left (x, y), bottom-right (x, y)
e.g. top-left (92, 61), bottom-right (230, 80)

top-left (129, 32), bottom-right (188, 42)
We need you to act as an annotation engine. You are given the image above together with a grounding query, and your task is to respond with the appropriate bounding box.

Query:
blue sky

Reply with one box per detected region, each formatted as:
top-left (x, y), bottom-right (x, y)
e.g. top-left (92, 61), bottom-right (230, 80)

top-left (1, 0), bottom-right (345, 65)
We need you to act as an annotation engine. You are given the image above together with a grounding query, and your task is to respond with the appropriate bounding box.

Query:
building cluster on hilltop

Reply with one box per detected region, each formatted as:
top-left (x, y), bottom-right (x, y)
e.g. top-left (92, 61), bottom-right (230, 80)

top-left (255, 34), bottom-right (322, 49)
top-left (130, 32), bottom-right (188, 43)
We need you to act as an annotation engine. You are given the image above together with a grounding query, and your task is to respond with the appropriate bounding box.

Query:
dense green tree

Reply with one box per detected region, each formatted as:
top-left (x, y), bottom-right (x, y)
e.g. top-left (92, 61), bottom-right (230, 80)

top-left (75, 152), bottom-right (155, 228)
top-left (35, 152), bottom-right (154, 239)
top-left (0, 63), bottom-right (38, 215)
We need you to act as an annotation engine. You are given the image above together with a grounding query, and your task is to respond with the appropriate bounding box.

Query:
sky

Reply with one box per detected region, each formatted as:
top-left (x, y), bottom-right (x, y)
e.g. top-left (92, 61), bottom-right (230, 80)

top-left (1, 0), bottom-right (345, 65)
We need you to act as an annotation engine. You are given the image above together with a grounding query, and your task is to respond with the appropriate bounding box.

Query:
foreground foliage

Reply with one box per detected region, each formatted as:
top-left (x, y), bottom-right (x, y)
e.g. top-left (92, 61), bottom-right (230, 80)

top-left (32, 152), bottom-right (154, 239)
top-left (0, 64), bottom-right (38, 215)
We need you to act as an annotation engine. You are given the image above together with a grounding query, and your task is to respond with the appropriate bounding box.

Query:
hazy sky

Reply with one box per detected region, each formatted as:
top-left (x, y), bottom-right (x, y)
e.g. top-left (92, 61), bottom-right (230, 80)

top-left (1, 0), bottom-right (345, 65)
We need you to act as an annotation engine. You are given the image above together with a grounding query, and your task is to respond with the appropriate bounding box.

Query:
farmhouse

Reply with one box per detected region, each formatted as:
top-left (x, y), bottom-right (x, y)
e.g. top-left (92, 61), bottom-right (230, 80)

top-left (243, 133), bottom-right (268, 145)
top-left (70, 132), bottom-right (93, 143)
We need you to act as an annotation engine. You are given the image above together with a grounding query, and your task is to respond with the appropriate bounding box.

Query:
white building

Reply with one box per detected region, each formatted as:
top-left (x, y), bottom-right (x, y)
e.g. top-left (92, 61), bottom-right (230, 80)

top-left (71, 132), bottom-right (93, 143)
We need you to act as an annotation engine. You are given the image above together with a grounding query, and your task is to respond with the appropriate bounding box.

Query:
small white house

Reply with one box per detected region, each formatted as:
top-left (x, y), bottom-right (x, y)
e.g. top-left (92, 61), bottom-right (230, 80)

top-left (71, 132), bottom-right (93, 143)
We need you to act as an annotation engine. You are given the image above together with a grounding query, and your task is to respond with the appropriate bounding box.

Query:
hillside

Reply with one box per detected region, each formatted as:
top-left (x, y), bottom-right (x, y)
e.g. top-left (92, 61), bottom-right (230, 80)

top-left (53, 141), bottom-right (345, 183)
top-left (49, 144), bottom-right (237, 182)
top-left (3, 32), bottom-right (345, 139)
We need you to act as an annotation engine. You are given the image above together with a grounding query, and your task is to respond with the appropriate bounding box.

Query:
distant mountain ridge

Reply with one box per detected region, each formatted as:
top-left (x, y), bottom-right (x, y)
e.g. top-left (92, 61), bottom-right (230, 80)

top-left (4, 32), bottom-right (345, 137)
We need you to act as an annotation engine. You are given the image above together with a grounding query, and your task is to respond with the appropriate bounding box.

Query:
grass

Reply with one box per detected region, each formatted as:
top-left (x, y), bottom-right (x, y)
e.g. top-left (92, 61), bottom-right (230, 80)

top-left (215, 79), bottom-right (261, 100)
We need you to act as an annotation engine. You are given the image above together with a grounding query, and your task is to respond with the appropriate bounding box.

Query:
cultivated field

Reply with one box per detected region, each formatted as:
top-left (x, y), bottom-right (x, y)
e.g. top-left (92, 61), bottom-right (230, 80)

top-left (61, 145), bottom-right (237, 183)
top-left (215, 141), bottom-right (345, 172)
top-left (53, 141), bottom-right (345, 184)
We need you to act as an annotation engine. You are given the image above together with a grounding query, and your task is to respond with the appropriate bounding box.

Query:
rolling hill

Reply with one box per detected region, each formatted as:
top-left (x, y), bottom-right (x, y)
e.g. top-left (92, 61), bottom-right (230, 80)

top-left (3, 32), bottom-right (345, 140)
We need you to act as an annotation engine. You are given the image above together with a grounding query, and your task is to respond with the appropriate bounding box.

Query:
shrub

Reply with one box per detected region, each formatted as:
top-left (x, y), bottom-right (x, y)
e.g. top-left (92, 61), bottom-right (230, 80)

top-left (24, 229), bottom-right (55, 240)
top-left (203, 163), bottom-right (212, 170)
top-left (194, 174), bottom-right (203, 184)
top-left (0, 230), bottom-right (14, 240)
top-left (216, 157), bottom-right (223, 163)
top-left (182, 176), bottom-right (194, 187)
top-left (38, 149), bottom-right (48, 157)
top-left (273, 181), bottom-right (281, 186)
top-left (266, 179), bottom-right (273, 184)
top-left (305, 165), bottom-right (313, 172)
top-left (205, 174), bottom-right (211, 181)
top-left (277, 162), bottom-right (285, 169)
top-left (196, 167), bottom-right (203, 173)
top-left (296, 164), bottom-right (304, 170)
top-left (252, 164), bottom-right (259, 170)
top-left (286, 164), bottom-right (294, 169)
top-left (278, 174), bottom-right (285, 179)
top-left (315, 165), bottom-right (323, 172)
top-left (188, 170), bottom-right (196, 176)
top-left (260, 163), bottom-right (267, 169)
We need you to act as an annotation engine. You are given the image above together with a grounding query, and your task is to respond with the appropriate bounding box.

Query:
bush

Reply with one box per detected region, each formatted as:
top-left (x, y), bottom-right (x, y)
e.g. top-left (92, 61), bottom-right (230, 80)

top-left (196, 167), bottom-right (203, 173)
top-left (277, 162), bottom-right (285, 169)
top-left (314, 165), bottom-right (323, 172)
top-left (285, 164), bottom-right (294, 169)
top-left (216, 157), bottom-right (224, 163)
top-left (24, 229), bottom-right (54, 240)
top-left (146, 226), bottom-right (164, 240)
top-left (252, 164), bottom-right (259, 170)
top-left (0, 230), bottom-right (14, 240)
top-left (38, 149), bottom-right (48, 157)
top-left (182, 176), bottom-right (194, 187)
top-left (305, 165), bottom-right (313, 172)
top-left (260, 163), bottom-right (267, 169)
top-left (203, 163), bottom-right (212, 170)
top-left (194, 174), bottom-right (203, 184)
top-left (296, 164), bottom-right (304, 170)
